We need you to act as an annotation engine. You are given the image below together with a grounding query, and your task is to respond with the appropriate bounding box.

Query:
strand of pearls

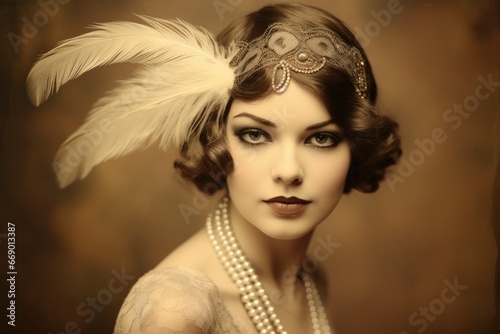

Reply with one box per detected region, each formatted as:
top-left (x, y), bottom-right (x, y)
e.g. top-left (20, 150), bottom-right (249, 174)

top-left (206, 197), bottom-right (332, 334)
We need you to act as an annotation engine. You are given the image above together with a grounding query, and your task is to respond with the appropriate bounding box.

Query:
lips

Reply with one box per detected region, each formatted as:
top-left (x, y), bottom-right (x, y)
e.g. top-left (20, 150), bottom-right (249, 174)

top-left (264, 196), bottom-right (311, 216)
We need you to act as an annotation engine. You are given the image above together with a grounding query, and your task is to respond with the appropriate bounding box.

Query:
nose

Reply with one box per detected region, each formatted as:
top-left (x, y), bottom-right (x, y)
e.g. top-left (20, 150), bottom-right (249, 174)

top-left (271, 145), bottom-right (304, 185)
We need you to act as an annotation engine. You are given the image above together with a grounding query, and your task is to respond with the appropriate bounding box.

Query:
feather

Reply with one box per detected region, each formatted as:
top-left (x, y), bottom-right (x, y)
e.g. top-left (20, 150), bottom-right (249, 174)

top-left (26, 17), bottom-right (237, 188)
top-left (27, 16), bottom-right (235, 105)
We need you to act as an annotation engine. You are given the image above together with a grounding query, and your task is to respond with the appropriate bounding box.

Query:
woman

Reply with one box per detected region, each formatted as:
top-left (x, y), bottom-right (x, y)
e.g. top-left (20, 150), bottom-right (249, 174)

top-left (27, 3), bottom-right (401, 333)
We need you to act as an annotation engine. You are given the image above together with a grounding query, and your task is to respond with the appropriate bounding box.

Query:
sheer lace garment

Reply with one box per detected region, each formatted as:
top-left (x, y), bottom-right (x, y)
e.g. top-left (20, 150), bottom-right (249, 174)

top-left (114, 267), bottom-right (241, 334)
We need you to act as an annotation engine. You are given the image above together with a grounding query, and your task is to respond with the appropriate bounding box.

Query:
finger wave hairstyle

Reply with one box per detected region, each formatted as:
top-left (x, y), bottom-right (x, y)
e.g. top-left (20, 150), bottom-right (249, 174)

top-left (174, 3), bottom-right (402, 194)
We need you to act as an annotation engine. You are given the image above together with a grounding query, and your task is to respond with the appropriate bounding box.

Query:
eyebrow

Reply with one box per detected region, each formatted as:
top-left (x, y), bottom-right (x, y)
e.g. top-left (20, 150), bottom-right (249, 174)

top-left (233, 112), bottom-right (336, 130)
top-left (305, 120), bottom-right (335, 131)
top-left (233, 113), bottom-right (276, 127)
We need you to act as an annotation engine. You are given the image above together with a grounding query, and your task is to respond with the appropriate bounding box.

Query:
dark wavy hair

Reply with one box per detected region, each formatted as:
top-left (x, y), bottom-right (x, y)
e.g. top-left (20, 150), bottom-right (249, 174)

top-left (174, 3), bottom-right (402, 194)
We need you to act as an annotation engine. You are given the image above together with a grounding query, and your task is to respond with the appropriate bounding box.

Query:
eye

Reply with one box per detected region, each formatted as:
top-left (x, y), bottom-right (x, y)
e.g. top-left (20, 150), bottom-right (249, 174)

top-left (235, 129), bottom-right (271, 145)
top-left (306, 132), bottom-right (340, 148)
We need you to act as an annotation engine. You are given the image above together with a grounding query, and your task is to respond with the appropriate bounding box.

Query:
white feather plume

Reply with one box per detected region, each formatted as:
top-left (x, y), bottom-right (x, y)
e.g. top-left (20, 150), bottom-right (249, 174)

top-left (26, 16), bottom-right (237, 188)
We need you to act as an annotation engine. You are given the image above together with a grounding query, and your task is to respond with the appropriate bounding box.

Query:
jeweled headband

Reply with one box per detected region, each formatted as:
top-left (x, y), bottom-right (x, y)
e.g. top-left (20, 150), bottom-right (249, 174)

top-left (230, 22), bottom-right (368, 97)
top-left (26, 17), bottom-right (369, 188)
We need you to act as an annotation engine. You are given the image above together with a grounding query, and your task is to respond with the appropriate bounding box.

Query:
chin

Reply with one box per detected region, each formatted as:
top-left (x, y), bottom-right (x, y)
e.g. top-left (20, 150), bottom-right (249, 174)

top-left (254, 218), bottom-right (320, 241)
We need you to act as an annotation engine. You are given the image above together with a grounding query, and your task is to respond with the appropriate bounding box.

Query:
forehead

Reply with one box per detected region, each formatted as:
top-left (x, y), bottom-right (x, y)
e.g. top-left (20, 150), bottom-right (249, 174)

top-left (228, 81), bottom-right (331, 123)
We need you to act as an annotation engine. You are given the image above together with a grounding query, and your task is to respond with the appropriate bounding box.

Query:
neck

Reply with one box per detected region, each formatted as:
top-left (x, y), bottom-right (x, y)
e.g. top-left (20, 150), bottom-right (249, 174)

top-left (228, 199), bottom-right (313, 291)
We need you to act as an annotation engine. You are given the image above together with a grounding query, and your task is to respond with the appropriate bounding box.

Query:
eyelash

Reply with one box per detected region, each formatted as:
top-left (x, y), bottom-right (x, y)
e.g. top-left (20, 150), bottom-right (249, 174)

top-left (234, 128), bottom-right (341, 149)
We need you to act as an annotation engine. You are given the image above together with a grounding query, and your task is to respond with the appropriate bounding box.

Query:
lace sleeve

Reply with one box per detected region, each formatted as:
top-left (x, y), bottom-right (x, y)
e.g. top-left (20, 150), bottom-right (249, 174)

top-left (114, 267), bottom-right (240, 334)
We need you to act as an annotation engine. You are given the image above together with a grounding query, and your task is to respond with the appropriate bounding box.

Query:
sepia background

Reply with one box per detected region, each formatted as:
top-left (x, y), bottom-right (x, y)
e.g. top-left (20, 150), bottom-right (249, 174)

top-left (1, 0), bottom-right (499, 333)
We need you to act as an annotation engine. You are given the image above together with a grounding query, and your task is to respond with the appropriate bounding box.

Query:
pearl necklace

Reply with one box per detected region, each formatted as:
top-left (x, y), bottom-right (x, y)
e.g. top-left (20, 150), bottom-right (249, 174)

top-left (206, 197), bottom-right (332, 334)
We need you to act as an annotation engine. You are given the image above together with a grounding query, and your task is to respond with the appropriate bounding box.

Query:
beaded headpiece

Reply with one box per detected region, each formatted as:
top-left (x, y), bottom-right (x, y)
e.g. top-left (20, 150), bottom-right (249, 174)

top-left (230, 23), bottom-right (368, 97)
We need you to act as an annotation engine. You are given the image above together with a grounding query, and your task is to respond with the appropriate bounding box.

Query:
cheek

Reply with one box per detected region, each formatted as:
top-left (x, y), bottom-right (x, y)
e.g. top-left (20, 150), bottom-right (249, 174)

top-left (305, 149), bottom-right (351, 193)
top-left (226, 138), bottom-right (264, 187)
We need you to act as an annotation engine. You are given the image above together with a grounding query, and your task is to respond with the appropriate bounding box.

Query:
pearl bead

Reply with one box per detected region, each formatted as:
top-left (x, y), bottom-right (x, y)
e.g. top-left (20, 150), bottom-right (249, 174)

top-left (297, 52), bottom-right (308, 61)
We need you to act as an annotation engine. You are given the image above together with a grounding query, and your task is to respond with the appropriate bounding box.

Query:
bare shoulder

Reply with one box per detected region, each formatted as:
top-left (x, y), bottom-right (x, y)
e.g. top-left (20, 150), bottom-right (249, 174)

top-left (156, 227), bottom-right (217, 272)
top-left (157, 227), bottom-right (236, 295)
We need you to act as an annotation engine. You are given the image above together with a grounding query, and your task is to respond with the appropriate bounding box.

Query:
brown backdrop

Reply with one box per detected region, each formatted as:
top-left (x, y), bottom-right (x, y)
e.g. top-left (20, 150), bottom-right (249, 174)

top-left (1, 0), bottom-right (499, 333)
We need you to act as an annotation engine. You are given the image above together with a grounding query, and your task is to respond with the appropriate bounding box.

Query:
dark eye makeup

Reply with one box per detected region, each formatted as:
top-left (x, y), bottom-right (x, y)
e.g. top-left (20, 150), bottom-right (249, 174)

top-left (233, 127), bottom-right (342, 149)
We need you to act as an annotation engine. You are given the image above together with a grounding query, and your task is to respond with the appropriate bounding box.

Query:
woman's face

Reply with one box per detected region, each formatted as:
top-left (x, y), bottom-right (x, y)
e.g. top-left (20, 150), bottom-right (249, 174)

top-left (225, 81), bottom-right (351, 240)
